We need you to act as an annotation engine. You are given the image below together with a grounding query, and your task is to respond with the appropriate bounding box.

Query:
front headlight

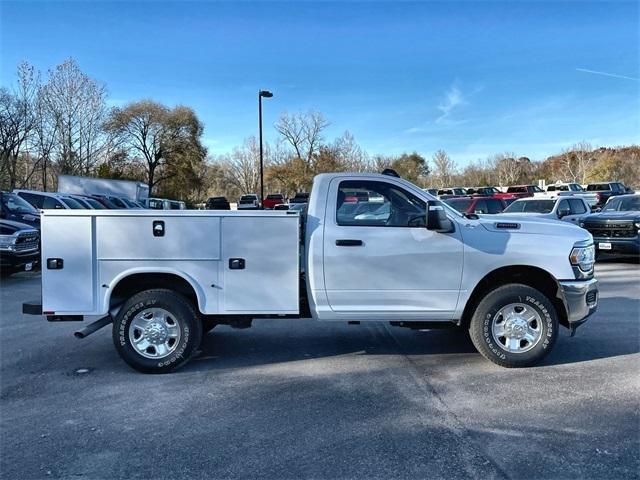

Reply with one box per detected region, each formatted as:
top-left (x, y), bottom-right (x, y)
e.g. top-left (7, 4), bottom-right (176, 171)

top-left (570, 244), bottom-right (595, 272)
top-left (0, 234), bottom-right (17, 252)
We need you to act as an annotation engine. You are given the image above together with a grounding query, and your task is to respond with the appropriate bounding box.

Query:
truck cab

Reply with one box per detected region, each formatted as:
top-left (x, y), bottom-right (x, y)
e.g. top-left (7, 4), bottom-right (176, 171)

top-left (24, 172), bottom-right (598, 373)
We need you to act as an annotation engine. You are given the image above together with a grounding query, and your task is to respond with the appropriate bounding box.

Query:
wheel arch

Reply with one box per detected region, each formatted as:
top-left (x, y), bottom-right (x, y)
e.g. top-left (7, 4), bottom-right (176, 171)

top-left (460, 265), bottom-right (569, 329)
top-left (105, 268), bottom-right (205, 314)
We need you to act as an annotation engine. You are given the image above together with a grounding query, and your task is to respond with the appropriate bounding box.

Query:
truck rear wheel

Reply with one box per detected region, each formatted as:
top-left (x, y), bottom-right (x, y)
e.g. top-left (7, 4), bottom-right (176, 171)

top-left (469, 284), bottom-right (558, 368)
top-left (112, 289), bottom-right (202, 373)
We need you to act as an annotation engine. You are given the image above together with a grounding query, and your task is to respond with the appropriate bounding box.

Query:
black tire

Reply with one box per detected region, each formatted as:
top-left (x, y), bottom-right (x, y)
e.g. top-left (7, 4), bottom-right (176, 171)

top-left (112, 289), bottom-right (202, 374)
top-left (469, 284), bottom-right (558, 368)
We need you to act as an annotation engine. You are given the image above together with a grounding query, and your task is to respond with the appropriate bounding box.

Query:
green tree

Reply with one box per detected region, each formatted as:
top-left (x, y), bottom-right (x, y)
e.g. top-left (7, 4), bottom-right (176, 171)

top-left (105, 100), bottom-right (207, 196)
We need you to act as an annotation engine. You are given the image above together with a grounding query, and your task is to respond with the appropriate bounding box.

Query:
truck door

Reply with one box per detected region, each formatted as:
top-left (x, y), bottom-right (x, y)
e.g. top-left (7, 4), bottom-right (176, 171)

top-left (322, 178), bottom-right (464, 319)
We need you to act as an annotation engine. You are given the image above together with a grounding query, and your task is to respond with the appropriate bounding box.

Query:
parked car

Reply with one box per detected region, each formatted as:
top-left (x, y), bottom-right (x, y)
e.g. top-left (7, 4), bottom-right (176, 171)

top-left (68, 195), bottom-right (106, 209)
top-left (25, 172), bottom-right (597, 373)
top-left (146, 198), bottom-right (169, 210)
top-left (262, 193), bottom-right (286, 209)
top-left (580, 194), bottom-right (640, 259)
top-left (502, 196), bottom-right (591, 225)
top-left (423, 188), bottom-right (439, 196)
top-left (89, 195), bottom-right (119, 209)
top-left (505, 185), bottom-right (544, 198)
top-left (535, 182), bottom-right (600, 209)
top-left (0, 219), bottom-right (40, 277)
top-left (273, 203), bottom-right (290, 210)
top-left (289, 192), bottom-right (310, 204)
top-left (466, 186), bottom-right (516, 201)
top-left (437, 187), bottom-right (467, 197)
top-left (206, 196), bottom-right (230, 210)
top-left (585, 182), bottom-right (627, 208)
top-left (238, 194), bottom-right (260, 210)
top-left (14, 189), bottom-right (86, 210)
top-left (0, 192), bottom-right (40, 228)
top-left (443, 196), bottom-right (508, 215)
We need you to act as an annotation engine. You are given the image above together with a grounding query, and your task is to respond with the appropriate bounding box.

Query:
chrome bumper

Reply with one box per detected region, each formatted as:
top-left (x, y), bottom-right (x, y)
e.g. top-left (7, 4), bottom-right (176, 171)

top-left (558, 278), bottom-right (598, 334)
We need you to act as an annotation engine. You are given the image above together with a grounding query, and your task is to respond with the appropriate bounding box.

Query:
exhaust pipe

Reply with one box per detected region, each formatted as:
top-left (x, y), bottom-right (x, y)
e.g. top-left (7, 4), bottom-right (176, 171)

top-left (74, 315), bottom-right (113, 339)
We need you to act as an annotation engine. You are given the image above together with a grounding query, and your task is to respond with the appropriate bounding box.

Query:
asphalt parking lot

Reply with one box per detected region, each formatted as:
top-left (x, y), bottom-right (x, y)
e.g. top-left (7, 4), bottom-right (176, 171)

top-left (1, 261), bottom-right (638, 479)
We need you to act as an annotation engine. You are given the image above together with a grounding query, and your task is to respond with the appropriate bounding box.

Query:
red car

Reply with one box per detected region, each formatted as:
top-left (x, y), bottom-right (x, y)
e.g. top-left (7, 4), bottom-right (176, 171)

top-left (505, 185), bottom-right (544, 198)
top-left (443, 196), bottom-right (509, 215)
top-left (262, 193), bottom-right (286, 209)
top-left (467, 186), bottom-right (517, 201)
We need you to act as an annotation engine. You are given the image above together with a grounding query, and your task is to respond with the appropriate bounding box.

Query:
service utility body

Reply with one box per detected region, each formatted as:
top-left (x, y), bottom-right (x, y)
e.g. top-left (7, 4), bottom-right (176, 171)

top-left (23, 172), bottom-right (598, 373)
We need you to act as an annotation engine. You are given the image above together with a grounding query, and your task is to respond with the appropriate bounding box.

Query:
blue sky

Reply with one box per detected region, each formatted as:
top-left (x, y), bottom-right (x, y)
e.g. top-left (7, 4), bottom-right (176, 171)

top-left (1, 1), bottom-right (638, 164)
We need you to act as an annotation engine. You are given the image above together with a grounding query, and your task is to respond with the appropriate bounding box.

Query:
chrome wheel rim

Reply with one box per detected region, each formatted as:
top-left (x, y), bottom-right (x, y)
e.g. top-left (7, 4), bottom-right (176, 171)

top-left (491, 303), bottom-right (542, 354)
top-left (129, 308), bottom-right (181, 359)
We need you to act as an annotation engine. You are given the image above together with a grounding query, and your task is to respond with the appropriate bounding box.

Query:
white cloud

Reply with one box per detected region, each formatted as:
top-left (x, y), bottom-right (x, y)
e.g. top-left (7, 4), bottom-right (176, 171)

top-left (436, 84), bottom-right (467, 124)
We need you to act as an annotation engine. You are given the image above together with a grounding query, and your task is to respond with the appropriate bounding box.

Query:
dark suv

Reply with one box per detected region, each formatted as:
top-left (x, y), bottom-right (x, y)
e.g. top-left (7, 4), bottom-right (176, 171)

top-left (581, 194), bottom-right (639, 258)
top-left (0, 220), bottom-right (40, 277)
top-left (0, 192), bottom-right (40, 228)
top-left (206, 196), bottom-right (230, 210)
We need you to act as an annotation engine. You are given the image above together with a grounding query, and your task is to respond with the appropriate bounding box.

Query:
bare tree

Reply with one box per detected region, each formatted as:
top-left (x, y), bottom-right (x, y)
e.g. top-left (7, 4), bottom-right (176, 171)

top-left (275, 111), bottom-right (329, 166)
top-left (431, 149), bottom-right (456, 187)
top-left (0, 62), bottom-right (39, 189)
top-left (220, 136), bottom-right (264, 194)
top-left (492, 152), bottom-right (520, 186)
top-left (560, 141), bottom-right (594, 184)
top-left (41, 58), bottom-right (109, 175)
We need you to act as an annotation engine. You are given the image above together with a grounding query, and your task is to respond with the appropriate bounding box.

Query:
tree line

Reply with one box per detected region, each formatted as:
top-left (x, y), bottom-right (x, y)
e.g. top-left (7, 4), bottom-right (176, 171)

top-left (1, 59), bottom-right (637, 205)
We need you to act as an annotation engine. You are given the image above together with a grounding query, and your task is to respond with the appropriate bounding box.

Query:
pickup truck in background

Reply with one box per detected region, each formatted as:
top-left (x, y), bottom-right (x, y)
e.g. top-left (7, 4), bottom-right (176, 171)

top-left (534, 182), bottom-right (599, 209)
top-left (23, 172), bottom-right (598, 373)
top-left (506, 185), bottom-right (545, 198)
top-left (585, 182), bottom-right (627, 208)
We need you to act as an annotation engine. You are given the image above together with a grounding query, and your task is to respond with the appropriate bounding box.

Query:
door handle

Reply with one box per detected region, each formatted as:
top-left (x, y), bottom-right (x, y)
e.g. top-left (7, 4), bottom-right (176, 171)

top-left (336, 239), bottom-right (363, 246)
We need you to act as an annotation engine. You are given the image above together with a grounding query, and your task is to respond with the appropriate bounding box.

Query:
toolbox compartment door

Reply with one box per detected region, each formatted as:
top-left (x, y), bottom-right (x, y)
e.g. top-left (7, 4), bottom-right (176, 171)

top-left (222, 216), bottom-right (299, 313)
top-left (41, 215), bottom-right (95, 313)
top-left (96, 216), bottom-right (221, 260)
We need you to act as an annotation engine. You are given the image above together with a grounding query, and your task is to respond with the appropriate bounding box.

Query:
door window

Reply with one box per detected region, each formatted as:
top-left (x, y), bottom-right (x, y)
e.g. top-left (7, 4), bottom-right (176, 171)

top-left (42, 196), bottom-right (64, 209)
top-left (18, 192), bottom-right (44, 209)
top-left (486, 199), bottom-right (504, 214)
top-left (473, 200), bottom-right (488, 214)
top-left (569, 198), bottom-right (587, 214)
top-left (557, 199), bottom-right (570, 214)
top-left (336, 180), bottom-right (425, 227)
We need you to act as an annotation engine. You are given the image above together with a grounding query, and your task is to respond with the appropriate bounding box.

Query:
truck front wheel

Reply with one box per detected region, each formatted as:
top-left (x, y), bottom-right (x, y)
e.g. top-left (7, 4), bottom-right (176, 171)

top-left (112, 289), bottom-right (202, 373)
top-left (469, 284), bottom-right (558, 368)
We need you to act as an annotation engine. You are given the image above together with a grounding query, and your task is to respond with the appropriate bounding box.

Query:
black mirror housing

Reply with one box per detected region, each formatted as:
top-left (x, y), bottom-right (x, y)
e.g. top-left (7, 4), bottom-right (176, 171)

top-left (558, 208), bottom-right (571, 218)
top-left (426, 201), bottom-right (455, 233)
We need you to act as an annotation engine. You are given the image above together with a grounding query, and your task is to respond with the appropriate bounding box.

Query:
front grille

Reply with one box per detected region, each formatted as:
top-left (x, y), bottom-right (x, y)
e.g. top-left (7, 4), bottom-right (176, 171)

top-left (14, 232), bottom-right (39, 252)
top-left (586, 291), bottom-right (597, 306)
top-left (584, 222), bottom-right (637, 239)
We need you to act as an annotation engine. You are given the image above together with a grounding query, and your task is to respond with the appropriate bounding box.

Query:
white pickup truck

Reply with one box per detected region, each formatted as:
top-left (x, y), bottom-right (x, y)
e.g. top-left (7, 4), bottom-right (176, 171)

top-left (23, 172), bottom-right (598, 373)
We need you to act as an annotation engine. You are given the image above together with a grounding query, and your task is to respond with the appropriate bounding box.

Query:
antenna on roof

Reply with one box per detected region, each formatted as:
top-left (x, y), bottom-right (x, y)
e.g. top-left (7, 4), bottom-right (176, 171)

top-left (381, 168), bottom-right (400, 178)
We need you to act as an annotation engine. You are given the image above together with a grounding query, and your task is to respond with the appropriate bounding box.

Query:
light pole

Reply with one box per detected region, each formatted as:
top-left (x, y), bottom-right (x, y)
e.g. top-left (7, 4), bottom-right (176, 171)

top-left (258, 90), bottom-right (273, 208)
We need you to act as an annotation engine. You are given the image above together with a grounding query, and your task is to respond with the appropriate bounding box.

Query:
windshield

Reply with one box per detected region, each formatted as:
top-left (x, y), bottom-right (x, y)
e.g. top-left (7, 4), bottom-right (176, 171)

top-left (60, 197), bottom-right (85, 209)
top-left (1, 193), bottom-right (38, 214)
top-left (603, 196), bottom-right (640, 212)
top-left (83, 197), bottom-right (105, 209)
top-left (503, 199), bottom-right (555, 213)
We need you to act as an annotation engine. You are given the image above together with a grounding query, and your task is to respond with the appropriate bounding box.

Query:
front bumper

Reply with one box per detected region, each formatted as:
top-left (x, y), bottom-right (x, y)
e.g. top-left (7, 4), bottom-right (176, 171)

top-left (593, 237), bottom-right (640, 256)
top-left (0, 250), bottom-right (40, 269)
top-left (558, 278), bottom-right (598, 334)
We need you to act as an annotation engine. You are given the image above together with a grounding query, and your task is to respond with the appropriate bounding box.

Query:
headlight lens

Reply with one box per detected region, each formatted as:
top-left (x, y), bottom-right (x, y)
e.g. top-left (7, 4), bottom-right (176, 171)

top-left (0, 234), bottom-right (16, 251)
top-left (570, 245), bottom-right (595, 272)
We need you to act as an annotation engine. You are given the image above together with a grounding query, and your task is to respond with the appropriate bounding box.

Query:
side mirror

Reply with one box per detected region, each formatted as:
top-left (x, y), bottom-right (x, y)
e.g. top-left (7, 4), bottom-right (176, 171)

top-left (557, 207), bottom-right (571, 218)
top-left (427, 201), bottom-right (454, 233)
